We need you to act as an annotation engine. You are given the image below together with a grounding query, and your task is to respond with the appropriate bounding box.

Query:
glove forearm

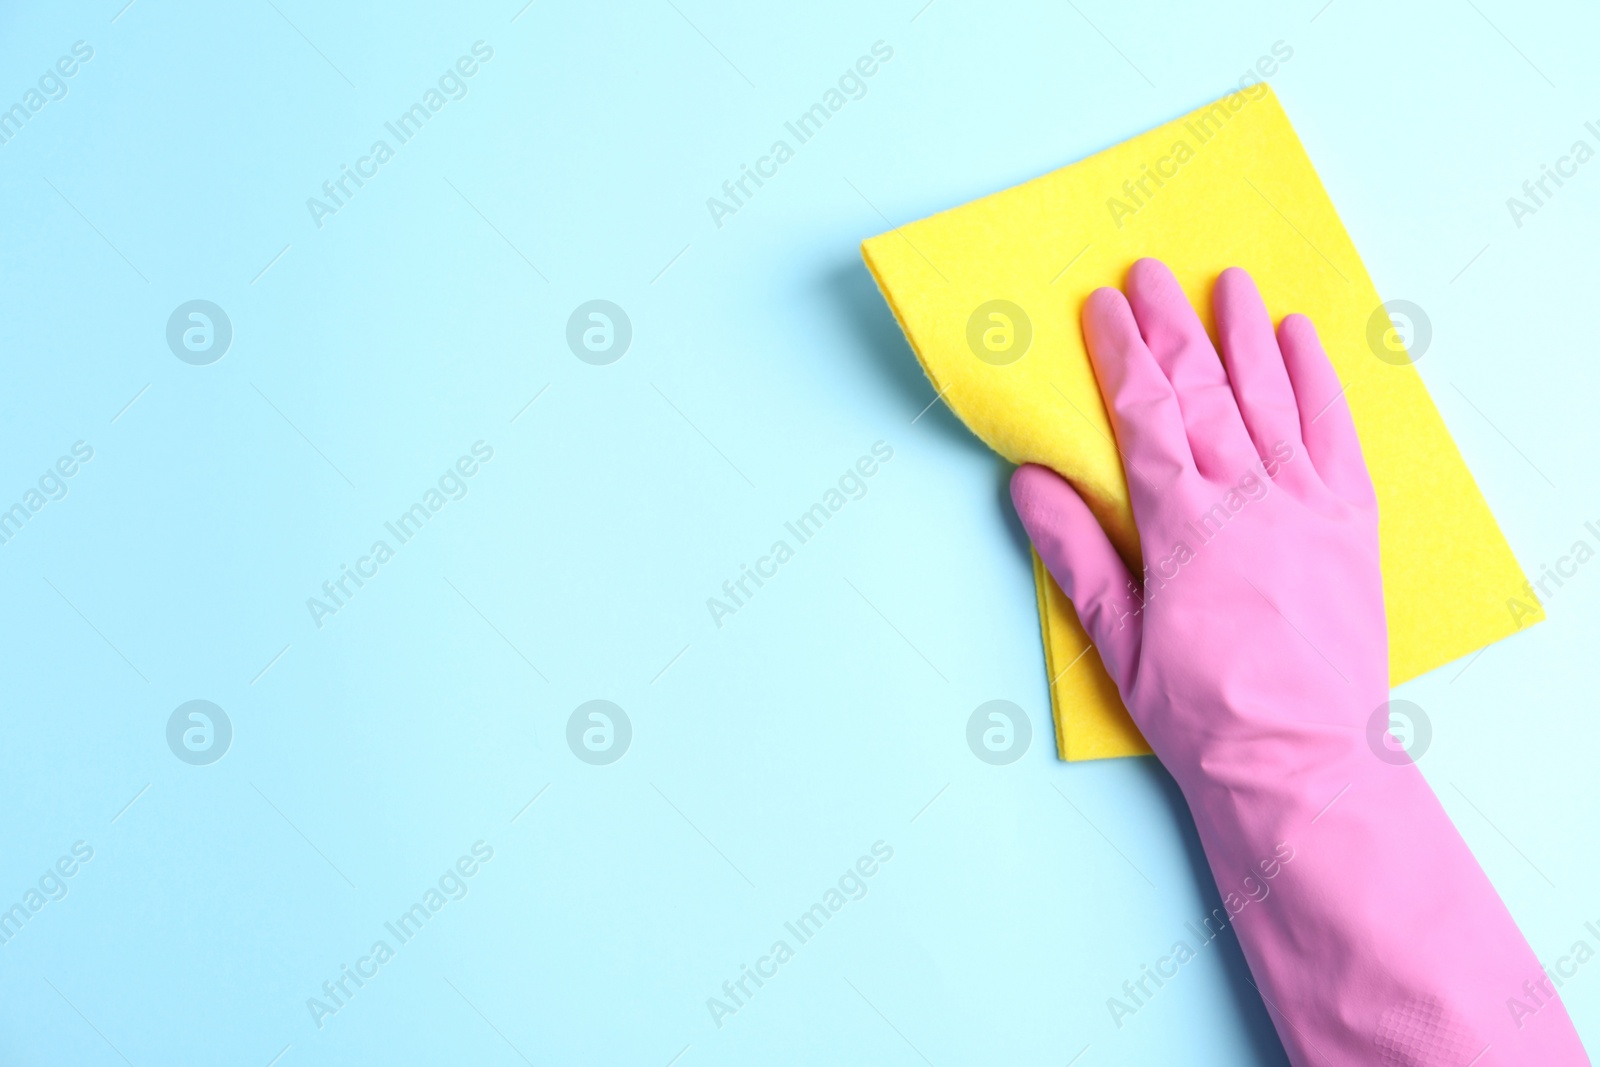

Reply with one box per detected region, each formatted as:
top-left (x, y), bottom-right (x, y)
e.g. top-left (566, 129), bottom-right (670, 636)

top-left (1177, 750), bottom-right (1585, 1066)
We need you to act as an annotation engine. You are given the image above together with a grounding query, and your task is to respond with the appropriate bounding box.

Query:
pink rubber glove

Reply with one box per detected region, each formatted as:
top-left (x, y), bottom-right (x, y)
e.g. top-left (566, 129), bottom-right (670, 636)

top-left (1012, 259), bottom-right (1588, 1066)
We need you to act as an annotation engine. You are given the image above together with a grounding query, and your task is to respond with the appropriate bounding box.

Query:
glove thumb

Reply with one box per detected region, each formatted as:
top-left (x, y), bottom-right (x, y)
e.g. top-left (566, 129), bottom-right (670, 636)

top-left (1010, 464), bottom-right (1143, 692)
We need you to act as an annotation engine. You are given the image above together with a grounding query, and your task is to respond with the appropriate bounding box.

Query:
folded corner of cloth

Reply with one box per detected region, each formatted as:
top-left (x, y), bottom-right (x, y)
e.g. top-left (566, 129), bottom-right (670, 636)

top-left (860, 84), bottom-right (1543, 761)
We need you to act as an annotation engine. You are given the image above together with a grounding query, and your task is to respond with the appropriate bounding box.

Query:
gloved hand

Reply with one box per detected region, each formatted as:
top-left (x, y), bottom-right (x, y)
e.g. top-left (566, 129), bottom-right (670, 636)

top-left (1011, 259), bottom-right (1588, 1066)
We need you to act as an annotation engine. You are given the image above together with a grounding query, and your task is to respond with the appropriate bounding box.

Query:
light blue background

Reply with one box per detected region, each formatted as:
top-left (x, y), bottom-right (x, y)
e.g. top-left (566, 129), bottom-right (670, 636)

top-left (2, 0), bottom-right (1597, 1064)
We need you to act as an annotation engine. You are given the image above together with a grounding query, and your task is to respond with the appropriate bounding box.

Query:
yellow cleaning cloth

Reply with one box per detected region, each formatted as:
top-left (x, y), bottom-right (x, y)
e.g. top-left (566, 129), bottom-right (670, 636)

top-left (861, 85), bottom-right (1540, 761)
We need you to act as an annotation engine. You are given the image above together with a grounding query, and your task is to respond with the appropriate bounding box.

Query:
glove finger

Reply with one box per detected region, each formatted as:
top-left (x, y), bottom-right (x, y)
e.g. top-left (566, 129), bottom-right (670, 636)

top-left (1082, 285), bottom-right (1195, 507)
top-left (1213, 267), bottom-right (1314, 492)
top-left (1125, 258), bottom-right (1256, 480)
top-left (1011, 463), bottom-right (1143, 692)
top-left (1278, 313), bottom-right (1375, 506)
